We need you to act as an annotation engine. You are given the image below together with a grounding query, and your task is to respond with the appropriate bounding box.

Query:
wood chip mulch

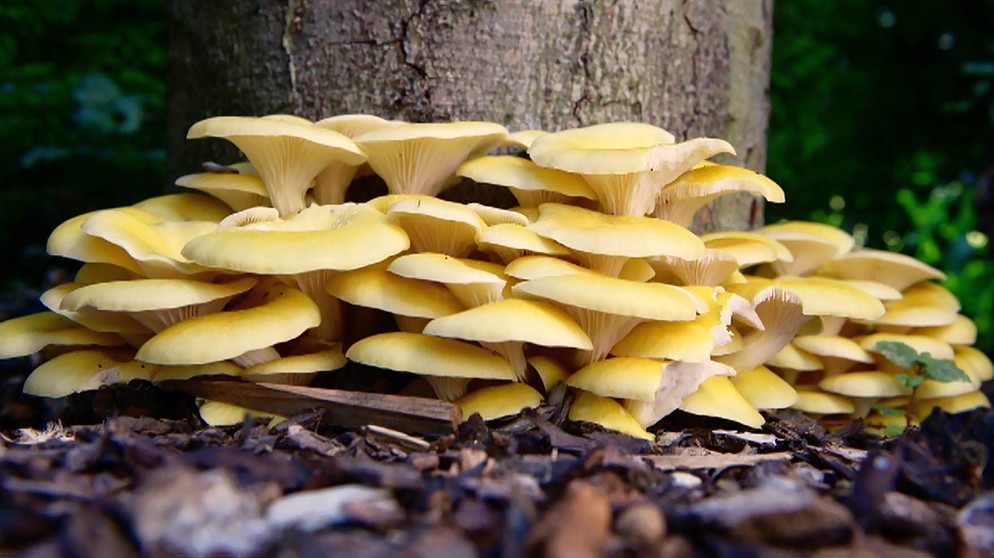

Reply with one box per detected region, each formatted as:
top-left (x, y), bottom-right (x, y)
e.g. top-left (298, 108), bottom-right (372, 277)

top-left (2, 368), bottom-right (994, 557)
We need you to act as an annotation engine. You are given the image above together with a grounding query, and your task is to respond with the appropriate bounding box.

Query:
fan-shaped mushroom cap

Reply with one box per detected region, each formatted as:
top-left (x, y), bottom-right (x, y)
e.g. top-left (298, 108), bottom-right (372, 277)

top-left (818, 371), bottom-right (913, 398)
top-left (860, 332), bottom-right (955, 361)
top-left (791, 389), bottom-right (857, 415)
top-left (313, 114), bottom-right (402, 201)
top-left (466, 203), bottom-right (530, 227)
top-left (325, 266), bottom-right (464, 329)
top-left (386, 196), bottom-right (487, 257)
top-left (816, 249), bottom-right (947, 291)
top-left (132, 193), bottom-right (233, 223)
top-left (703, 230), bottom-right (794, 269)
top-left (23, 349), bottom-right (154, 397)
top-left (953, 345), bottom-right (993, 381)
top-left (755, 221), bottom-right (855, 276)
top-left (345, 332), bottom-right (517, 400)
top-left (456, 155), bottom-right (597, 207)
top-left (729, 276), bottom-right (885, 321)
top-left (911, 314), bottom-right (977, 345)
top-left (528, 355), bottom-right (569, 393)
top-left (198, 400), bottom-right (281, 427)
top-left (40, 283), bottom-right (148, 336)
top-left (529, 203), bottom-right (706, 277)
top-left (352, 121), bottom-right (508, 196)
top-left (44, 213), bottom-right (144, 276)
top-left (187, 115), bottom-right (366, 216)
top-left (242, 346), bottom-right (348, 385)
top-left (653, 164), bottom-right (786, 227)
top-left (568, 390), bottom-right (654, 440)
top-left (791, 334), bottom-right (875, 376)
top-left (913, 390), bottom-right (990, 420)
top-left (512, 273), bottom-right (701, 362)
top-left (862, 281), bottom-right (961, 328)
top-left (475, 223), bottom-right (571, 264)
top-left (647, 250), bottom-right (740, 286)
top-left (135, 283), bottom-right (320, 366)
top-left (679, 376), bottom-right (765, 428)
top-left (79, 207), bottom-right (218, 278)
top-left (424, 298), bottom-right (592, 381)
top-left (730, 365), bottom-right (799, 409)
top-left (175, 172), bottom-right (270, 211)
top-left (60, 277), bottom-right (257, 333)
top-left (0, 312), bottom-right (126, 358)
top-left (528, 122), bottom-right (734, 216)
top-left (457, 383), bottom-right (544, 421)
top-left (387, 253), bottom-right (507, 308)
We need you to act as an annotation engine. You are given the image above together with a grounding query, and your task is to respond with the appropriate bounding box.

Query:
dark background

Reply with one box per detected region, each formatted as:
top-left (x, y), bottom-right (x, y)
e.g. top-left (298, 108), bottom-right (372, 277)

top-left (1, 0), bottom-right (991, 350)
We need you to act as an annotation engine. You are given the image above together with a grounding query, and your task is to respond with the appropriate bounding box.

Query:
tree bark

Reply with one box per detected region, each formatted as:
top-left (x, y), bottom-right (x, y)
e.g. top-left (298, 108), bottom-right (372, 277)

top-left (167, 0), bottom-right (773, 232)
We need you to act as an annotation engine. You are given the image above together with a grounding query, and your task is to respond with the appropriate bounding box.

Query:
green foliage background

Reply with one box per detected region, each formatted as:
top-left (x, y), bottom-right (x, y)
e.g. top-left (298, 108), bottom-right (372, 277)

top-left (1, 1), bottom-right (991, 350)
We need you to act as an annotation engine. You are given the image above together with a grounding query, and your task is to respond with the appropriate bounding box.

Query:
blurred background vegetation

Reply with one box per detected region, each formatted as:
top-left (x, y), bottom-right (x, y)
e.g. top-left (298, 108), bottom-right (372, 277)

top-left (1, 0), bottom-right (991, 351)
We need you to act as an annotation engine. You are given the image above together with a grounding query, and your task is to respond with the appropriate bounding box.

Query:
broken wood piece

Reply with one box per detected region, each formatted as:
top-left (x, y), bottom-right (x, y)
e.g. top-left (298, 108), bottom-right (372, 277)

top-left (164, 379), bottom-right (461, 435)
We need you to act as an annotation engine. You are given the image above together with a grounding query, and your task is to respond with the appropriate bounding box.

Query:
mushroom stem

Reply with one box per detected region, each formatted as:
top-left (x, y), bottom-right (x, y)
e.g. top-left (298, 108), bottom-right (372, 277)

top-left (480, 340), bottom-right (528, 383)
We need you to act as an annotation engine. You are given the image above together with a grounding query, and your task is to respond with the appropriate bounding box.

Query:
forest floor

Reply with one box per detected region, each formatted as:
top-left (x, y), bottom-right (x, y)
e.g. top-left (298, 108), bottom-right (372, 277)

top-left (2, 364), bottom-right (994, 558)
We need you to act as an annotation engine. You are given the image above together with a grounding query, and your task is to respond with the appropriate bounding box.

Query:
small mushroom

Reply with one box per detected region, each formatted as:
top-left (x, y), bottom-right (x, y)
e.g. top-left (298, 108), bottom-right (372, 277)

top-left (423, 298), bottom-right (592, 381)
top-left (187, 115), bottom-right (366, 216)
top-left (23, 349), bottom-right (155, 397)
top-left (527, 122), bottom-right (734, 216)
top-left (456, 383), bottom-right (544, 421)
top-left (568, 390), bottom-right (654, 440)
top-left (456, 155), bottom-right (597, 207)
top-left (816, 249), bottom-right (946, 291)
top-left (678, 376), bottom-right (765, 428)
top-left (653, 163), bottom-right (786, 227)
top-left (352, 121), bottom-right (508, 197)
top-left (345, 331), bottom-right (517, 400)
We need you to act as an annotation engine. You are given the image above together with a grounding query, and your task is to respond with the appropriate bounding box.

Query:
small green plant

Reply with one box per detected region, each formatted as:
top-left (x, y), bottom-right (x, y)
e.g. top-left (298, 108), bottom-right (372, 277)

top-left (873, 340), bottom-right (972, 436)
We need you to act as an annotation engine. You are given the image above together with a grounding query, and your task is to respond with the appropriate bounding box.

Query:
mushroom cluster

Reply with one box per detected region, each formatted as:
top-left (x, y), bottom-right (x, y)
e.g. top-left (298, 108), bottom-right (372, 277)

top-left (0, 114), bottom-right (988, 438)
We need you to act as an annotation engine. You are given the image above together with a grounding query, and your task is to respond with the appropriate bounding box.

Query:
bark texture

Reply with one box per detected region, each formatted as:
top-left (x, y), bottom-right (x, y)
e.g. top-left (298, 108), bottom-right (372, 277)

top-left (167, 0), bottom-right (773, 231)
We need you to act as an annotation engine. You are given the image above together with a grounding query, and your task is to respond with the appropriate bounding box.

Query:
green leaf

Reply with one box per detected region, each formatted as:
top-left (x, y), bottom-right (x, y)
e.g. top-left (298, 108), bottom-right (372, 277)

top-left (883, 423), bottom-right (906, 437)
top-left (918, 353), bottom-right (972, 383)
top-left (895, 373), bottom-right (925, 388)
top-left (875, 340), bottom-right (920, 368)
top-left (873, 404), bottom-right (904, 417)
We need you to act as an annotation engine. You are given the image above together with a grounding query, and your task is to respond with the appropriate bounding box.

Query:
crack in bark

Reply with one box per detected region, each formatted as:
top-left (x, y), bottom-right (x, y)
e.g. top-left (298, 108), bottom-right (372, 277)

top-left (570, 1), bottom-right (594, 125)
top-left (282, 0), bottom-right (304, 109)
top-left (396, 0), bottom-right (432, 117)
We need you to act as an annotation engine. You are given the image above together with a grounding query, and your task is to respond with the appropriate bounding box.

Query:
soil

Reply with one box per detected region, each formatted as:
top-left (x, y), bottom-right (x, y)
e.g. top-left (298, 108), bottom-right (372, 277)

top-left (2, 363), bottom-right (994, 558)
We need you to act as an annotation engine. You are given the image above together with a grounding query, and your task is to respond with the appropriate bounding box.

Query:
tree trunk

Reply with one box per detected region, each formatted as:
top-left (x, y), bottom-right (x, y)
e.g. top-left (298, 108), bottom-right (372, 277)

top-left (167, 0), bottom-right (773, 232)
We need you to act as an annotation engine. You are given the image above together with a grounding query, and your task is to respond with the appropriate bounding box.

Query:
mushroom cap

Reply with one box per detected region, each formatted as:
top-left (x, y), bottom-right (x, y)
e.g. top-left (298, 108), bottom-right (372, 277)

top-left (60, 277), bottom-right (257, 313)
top-left (818, 371), bottom-right (913, 398)
top-left (352, 121), bottom-right (508, 196)
top-left (860, 332), bottom-right (955, 360)
top-left (729, 276), bottom-right (885, 321)
top-left (386, 196), bottom-right (487, 257)
top-left (511, 273), bottom-right (700, 321)
top-left (911, 314), bottom-right (977, 345)
top-left (466, 203), bottom-right (531, 227)
top-left (528, 355), bottom-right (569, 392)
top-left (816, 249), bottom-right (947, 291)
top-left (913, 390), bottom-right (990, 420)
top-left (790, 389), bottom-right (857, 415)
top-left (953, 345), bottom-right (993, 382)
top-left (313, 113), bottom-right (401, 137)
top-left (647, 250), bottom-right (741, 286)
top-left (653, 164), bottom-right (785, 226)
top-left (243, 347), bottom-right (347, 376)
top-left (187, 115), bottom-right (367, 216)
top-left (457, 383), bottom-right (544, 421)
top-left (476, 224), bottom-right (571, 263)
top-left (40, 283), bottom-right (148, 335)
top-left (863, 281), bottom-right (961, 328)
top-left (701, 230), bottom-right (794, 268)
top-left (565, 357), bottom-right (669, 402)
top-left (456, 155), bottom-right (597, 205)
top-left (182, 203), bottom-right (410, 275)
top-left (791, 335), bottom-right (875, 366)
top-left (80, 207), bottom-right (218, 277)
top-left (132, 193), bottom-right (233, 223)
top-left (730, 366), bottom-right (799, 409)
top-left (528, 123), bottom-right (735, 216)
top-left (423, 299), bottom-right (592, 349)
top-left (198, 400), bottom-right (278, 427)
top-left (325, 266), bottom-right (464, 319)
top-left (611, 313), bottom-right (724, 363)
top-left (387, 253), bottom-right (505, 285)
top-left (0, 311), bottom-right (126, 358)
top-left (501, 129), bottom-right (547, 150)
top-left (568, 390), bottom-right (654, 440)
top-left (152, 360), bottom-right (244, 382)
top-left (716, 286), bottom-right (809, 373)
top-left (23, 349), bottom-right (155, 397)
top-left (345, 331), bottom-right (517, 381)
top-left (529, 203), bottom-right (706, 262)
top-left (135, 284), bottom-right (321, 365)
top-left (174, 172), bottom-right (270, 211)
top-left (679, 376), bottom-right (765, 428)
top-left (528, 122), bottom-right (676, 173)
